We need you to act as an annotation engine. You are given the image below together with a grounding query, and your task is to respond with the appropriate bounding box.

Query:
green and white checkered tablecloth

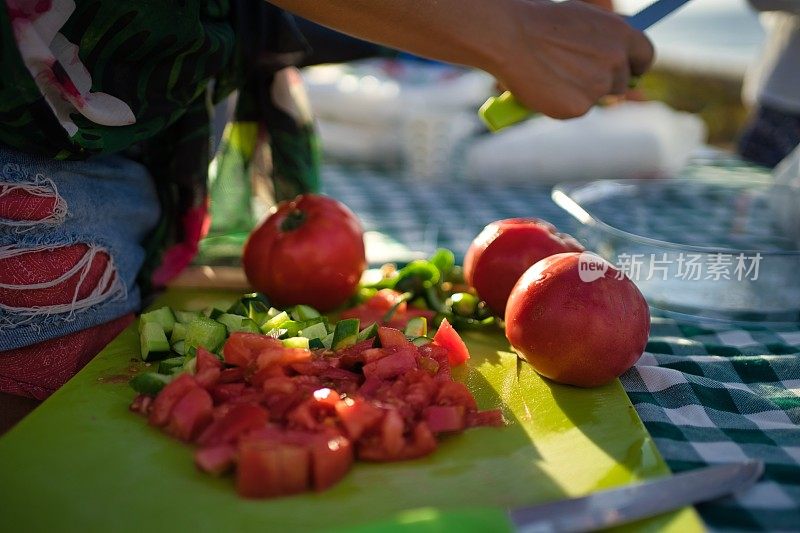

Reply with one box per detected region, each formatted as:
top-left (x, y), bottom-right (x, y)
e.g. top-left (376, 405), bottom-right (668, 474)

top-left (322, 160), bottom-right (800, 531)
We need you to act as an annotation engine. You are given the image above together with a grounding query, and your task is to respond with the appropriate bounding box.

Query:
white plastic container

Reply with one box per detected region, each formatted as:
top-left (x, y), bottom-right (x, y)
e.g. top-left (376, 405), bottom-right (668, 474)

top-left (303, 59), bottom-right (494, 173)
top-left (464, 101), bottom-right (707, 184)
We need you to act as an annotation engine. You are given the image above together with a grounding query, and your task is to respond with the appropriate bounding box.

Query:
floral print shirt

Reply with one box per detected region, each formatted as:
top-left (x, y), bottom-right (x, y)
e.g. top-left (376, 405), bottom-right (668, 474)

top-left (0, 0), bottom-right (320, 291)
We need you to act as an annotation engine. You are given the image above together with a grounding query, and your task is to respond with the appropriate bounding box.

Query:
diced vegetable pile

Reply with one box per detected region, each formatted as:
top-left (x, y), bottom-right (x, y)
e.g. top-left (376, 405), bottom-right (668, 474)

top-left (129, 290), bottom-right (504, 499)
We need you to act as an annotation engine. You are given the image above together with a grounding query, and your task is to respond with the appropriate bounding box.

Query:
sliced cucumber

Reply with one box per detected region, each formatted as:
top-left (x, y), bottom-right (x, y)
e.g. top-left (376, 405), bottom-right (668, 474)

top-left (262, 328), bottom-right (288, 339)
top-left (300, 322), bottom-right (328, 342)
top-left (308, 337), bottom-right (326, 350)
top-left (261, 311), bottom-right (290, 334)
top-left (174, 310), bottom-right (201, 324)
top-left (282, 337), bottom-right (310, 349)
top-left (289, 305), bottom-right (322, 321)
top-left (139, 322), bottom-right (171, 361)
top-left (185, 316), bottom-right (227, 352)
top-left (226, 300), bottom-right (249, 317)
top-left (129, 372), bottom-right (171, 395)
top-left (158, 356), bottom-right (185, 374)
top-left (412, 336), bottom-right (432, 347)
top-left (247, 301), bottom-right (272, 325)
top-left (139, 306), bottom-right (176, 335)
top-left (227, 292), bottom-right (269, 317)
top-left (321, 332), bottom-right (335, 350)
top-left (357, 322), bottom-right (379, 342)
top-left (283, 317), bottom-right (327, 338)
top-left (404, 317), bottom-right (427, 338)
top-left (170, 322), bottom-right (187, 344)
top-left (216, 313), bottom-right (260, 334)
top-left (183, 356), bottom-right (197, 374)
top-left (332, 318), bottom-right (359, 350)
top-left (172, 340), bottom-right (186, 356)
top-left (202, 307), bottom-right (226, 320)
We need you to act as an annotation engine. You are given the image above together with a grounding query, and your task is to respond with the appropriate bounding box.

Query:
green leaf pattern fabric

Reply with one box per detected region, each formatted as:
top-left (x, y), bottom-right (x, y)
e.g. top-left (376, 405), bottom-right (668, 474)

top-left (0, 0), bottom-right (320, 291)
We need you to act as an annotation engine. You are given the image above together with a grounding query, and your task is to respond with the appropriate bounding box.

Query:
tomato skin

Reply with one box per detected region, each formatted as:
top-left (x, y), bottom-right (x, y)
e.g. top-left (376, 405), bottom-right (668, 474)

top-left (432, 318), bottom-right (470, 366)
top-left (505, 252), bottom-right (650, 388)
top-left (243, 194), bottom-right (366, 312)
top-left (464, 218), bottom-right (583, 316)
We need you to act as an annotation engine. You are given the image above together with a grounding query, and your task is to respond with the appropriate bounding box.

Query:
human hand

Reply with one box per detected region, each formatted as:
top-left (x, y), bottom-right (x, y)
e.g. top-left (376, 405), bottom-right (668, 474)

top-left (490, 0), bottom-right (654, 118)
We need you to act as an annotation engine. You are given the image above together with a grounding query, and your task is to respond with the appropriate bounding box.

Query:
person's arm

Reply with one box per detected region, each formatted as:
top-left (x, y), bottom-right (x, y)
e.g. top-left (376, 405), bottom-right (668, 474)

top-left (292, 17), bottom-right (388, 67)
top-left (268, 0), bottom-right (653, 119)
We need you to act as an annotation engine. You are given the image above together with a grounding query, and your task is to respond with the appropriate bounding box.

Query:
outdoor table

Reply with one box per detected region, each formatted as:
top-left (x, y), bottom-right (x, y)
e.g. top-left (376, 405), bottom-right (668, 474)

top-left (321, 157), bottom-right (800, 531)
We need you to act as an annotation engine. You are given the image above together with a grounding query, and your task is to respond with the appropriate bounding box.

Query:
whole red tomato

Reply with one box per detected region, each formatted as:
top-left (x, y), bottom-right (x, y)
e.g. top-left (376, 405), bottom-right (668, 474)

top-left (463, 218), bottom-right (583, 316)
top-left (242, 194), bottom-right (366, 312)
top-left (505, 252), bottom-right (650, 388)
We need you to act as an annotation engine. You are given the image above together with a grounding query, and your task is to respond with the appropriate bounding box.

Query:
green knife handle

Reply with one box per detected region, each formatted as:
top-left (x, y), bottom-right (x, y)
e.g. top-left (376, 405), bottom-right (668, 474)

top-left (478, 77), bottom-right (642, 133)
top-left (478, 91), bottom-right (533, 132)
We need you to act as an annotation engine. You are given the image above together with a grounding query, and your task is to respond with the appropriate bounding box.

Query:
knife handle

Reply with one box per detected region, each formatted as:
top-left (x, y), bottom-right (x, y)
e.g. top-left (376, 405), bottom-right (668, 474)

top-left (478, 75), bottom-right (642, 133)
top-left (478, 91), bottom-right (534, 132)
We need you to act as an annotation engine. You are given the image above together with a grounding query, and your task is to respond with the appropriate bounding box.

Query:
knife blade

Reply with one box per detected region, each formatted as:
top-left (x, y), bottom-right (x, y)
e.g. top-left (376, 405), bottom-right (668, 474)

top-left (338, 461), bottom-right (762, 533)
top-left (479, 0), bottom-right (695, 132)
top-left (510, 460), bottom-right (764, 532)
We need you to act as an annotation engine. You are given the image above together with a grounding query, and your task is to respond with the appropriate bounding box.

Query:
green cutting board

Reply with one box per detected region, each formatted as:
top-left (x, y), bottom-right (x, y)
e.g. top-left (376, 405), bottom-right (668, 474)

top-left (0, 289), bottom-right (703, 532)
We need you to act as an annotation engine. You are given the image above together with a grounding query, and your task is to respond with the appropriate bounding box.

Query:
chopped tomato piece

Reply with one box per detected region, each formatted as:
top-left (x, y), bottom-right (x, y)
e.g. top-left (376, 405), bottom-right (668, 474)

top-left (195, 445), bottom-right (236, 475)
top-left (195, 367), bottom-right (221, 389)
top-left (129, 394), bottom-right (152, 416)
top-left (337, 339), bottom-right (378, 368)
top-left (467, 409), bottom-right (506, 428)
top-left (418, 343), bottom-right (451, 381)
top-left (401, 370), bottom-right (437, 412)
top-left (165, 387), bottom-right (213, 442)
top-left (381, 408), bottom-right (405, 457)
top-left (424, 405), bottom-right (466, 433)
top-left (196, 347), bottom-right (223, 372)
top-left (236, 440), bottom-right (311, 498)
top-left (254, 346), bottom-right (312, 371)
top-left (377, 326), bottom-right (412, 348)
top-left (367, 289), bottom-right (407, 312)
top-left (246, 365), bottom-right (288, 387)
top-left (219, 367), bottom-right (246, 383)
top-left (359, 348), bottom-right (390, 365)
top-left (432, 318), bottom-right (470, 366)
top-left (148, 374), bottom-right (198, 427)
top-left (362, 348), bottom-right (417, 380)
top-left (262, 376), bottom-right (297, 396)
top-left (210, 382), bottom-right (246, 403)
top-left (197, 403), bottom-right (269, 447)
top-left (223, 332), bottom-right (282, 367)
top-left (311, 432), bottom-right (353, 491)
top-left (335, 398), bottom-right (383, 441)
top-left (436, 381), bottom-right (478, 411)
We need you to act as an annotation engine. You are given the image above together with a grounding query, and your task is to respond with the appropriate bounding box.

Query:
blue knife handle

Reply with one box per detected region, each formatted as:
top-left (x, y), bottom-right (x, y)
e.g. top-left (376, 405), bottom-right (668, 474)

top-left (627, 0), bottom-right (693, 31)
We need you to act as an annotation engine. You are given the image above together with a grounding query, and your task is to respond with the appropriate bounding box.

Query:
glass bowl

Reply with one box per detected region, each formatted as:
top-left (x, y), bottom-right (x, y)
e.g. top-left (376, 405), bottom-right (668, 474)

top-left (552, 175), bottom-right (800, 324)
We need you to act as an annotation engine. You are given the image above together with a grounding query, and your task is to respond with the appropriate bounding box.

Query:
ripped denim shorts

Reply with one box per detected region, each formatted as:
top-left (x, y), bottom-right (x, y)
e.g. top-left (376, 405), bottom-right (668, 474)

top-left (0, 145), bottom-right (160, 351)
